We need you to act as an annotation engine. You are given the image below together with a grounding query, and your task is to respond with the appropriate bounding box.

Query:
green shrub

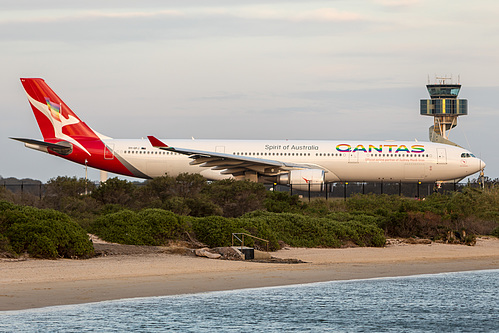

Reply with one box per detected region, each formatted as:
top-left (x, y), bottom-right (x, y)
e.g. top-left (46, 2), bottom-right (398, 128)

top-left (0, 200), bottom-right (16, 211)
top-left (191, 216), bottom-right (245, 247)
top-left (0, 233), bottom-right (13, 254)
top-left (185, 196), bottom-right (223, 217)
top-left (492, 226), bottom-right (499, 238)
top-left (99, 203), bottom-right (126, 216)
top-left (264, 191), bottom-right (303, 213)
top-left (138, 209), bottom-right (187, 243)
top-left (204, 180), bottom-right (267, 217)
top-left (163, 196), bottom-right (191, 215)
top-left (90, 209), bottom-right (155, 245)
top-left (235, 217), bottom-right (280, 251)
top-left (0, 202), bottom-right (93, 258)
top-left (241, 211), bottom-right (385, 248)
top-left (347, 194), bottom-right (404, 213)
top-left (90, 208), bottom-right (189, 246)
top-left (301, 198), bottom-right (347, 216)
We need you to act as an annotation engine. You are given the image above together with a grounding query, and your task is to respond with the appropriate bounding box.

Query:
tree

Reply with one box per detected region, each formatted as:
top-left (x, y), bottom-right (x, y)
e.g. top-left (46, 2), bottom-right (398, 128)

top-left (91, 177), bottom-right (135, 206)
top-left (43, 176), bottom-right (95, 210)
top-left (204, 179), bottom-right (267, 217)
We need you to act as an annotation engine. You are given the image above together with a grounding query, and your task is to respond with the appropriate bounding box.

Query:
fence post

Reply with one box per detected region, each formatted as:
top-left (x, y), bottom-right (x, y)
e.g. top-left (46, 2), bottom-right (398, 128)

top-left (308, 181), bottom-right (311, 202)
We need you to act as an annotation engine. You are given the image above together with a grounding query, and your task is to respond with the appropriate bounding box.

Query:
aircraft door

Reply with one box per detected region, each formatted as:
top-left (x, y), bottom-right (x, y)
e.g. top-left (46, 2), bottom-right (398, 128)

top-left (437, 148), bottom-right (447, 164)
top-left (348, 151), bottom-right (359, 163)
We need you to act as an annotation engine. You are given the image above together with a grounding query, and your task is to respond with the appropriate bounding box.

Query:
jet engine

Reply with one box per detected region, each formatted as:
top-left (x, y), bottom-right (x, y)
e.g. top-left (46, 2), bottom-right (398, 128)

top-left (278, 169), bottom-right (325, 191)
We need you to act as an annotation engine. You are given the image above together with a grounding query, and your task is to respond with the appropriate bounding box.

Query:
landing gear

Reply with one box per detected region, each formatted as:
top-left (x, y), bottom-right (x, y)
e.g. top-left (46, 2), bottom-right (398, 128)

top-left (433, 181), bottom-right (442, 194)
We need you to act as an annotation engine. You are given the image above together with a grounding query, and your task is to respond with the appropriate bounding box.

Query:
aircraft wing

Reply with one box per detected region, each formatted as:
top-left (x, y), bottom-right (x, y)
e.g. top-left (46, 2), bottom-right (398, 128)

top-left (147, 136), bottom-right (323, 176)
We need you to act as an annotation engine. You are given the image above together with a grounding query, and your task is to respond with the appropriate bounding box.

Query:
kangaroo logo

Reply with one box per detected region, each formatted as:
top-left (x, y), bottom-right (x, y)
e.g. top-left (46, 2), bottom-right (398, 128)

top-left (28, 94), bottom-right (90, 155)
top-left (43, 97), bottom-right (80, 132)
top-left (45, 97), bottom-right (61, 121)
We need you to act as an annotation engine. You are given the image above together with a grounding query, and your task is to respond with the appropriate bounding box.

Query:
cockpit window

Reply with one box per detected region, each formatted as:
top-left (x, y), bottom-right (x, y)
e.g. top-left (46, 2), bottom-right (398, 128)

top-left (461, 153), bottom-right (475, 158)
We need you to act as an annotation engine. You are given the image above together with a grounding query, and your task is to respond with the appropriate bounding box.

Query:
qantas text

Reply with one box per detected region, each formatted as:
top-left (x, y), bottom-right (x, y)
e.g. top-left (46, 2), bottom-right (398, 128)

top-left (336, 144), bottom-right (425, 153)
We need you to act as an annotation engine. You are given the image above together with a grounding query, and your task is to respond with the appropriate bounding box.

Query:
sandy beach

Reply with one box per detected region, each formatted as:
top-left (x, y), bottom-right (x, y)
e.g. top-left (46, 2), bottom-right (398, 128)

top-left (1, 237), bottom-right (499, 311)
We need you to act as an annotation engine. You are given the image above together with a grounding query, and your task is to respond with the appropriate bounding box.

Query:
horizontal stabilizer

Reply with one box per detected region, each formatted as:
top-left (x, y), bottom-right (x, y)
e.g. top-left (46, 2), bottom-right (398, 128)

top-left (10, 137), bottom-right (73, 155)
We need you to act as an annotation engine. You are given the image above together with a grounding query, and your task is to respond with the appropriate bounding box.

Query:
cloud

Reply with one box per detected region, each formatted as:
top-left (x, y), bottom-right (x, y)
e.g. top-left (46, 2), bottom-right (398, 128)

top-left (0, 6), bottom-right (364, 24)
top-left (0, 6), bottom-right (370, 43)
top-left (215, 7), bottom-right (365, 22)
top-left (0, 9), bottom-right (183, 24)
top-left (291, 8), bottom-right (364, 22)
top-left (374, 0), bottom-right (421, 7)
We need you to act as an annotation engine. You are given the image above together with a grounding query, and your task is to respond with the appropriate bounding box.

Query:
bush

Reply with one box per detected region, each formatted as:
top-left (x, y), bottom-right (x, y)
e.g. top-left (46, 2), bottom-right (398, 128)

top-left (0, 202), bottom-right (94, 258)
top-left (163, 196), bottom-right (191, 215)
top-left (90, 210), bottom-right (155, 245)
top-left (235, 216), bottom-right (280, 251)
top-left (185, 196), bottom-right (223, 217)
top-left (191, 216), bottom-right (245, 247)
top-left (90, 208), bottom-right (189, 246)
top-left (242, 211), bottom-right (385, 248)
top-left (264, 191), bottom-right (303, 213)
top-left (204, 180), bottom-right (267, 217)
top-left (0, 233), bottom-right (13, 254)
top-left (138, 209), bottom-right (187, 244)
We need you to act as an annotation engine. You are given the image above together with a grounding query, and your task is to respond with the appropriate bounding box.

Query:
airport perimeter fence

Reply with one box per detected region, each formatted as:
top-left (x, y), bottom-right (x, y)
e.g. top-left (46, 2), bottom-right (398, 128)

top-left (1, 178), bottom-right (491, 203)
top-left (269, 181), bottom-right (482, 201)
top-left (0, 180), bottom-right (101, 200)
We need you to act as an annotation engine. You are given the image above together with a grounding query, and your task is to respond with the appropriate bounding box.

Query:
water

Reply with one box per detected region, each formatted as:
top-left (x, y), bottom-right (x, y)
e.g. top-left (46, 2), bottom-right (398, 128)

top-left (1, 270), bottom-right (498, 332)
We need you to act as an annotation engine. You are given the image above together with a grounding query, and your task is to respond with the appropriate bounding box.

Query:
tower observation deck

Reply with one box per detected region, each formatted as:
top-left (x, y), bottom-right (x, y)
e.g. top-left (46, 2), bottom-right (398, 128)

top-left (420, 76), bottom-right (468, 144)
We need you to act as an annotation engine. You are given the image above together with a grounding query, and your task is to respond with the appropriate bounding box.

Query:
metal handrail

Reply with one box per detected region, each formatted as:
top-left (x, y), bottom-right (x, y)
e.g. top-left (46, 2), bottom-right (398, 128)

top-left (231, 233), bottom-right (269, 252)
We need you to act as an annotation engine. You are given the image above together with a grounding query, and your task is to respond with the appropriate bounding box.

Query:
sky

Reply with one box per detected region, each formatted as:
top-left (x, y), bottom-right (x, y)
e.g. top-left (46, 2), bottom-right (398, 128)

top-left (1, 0), bottom-right (498, 183)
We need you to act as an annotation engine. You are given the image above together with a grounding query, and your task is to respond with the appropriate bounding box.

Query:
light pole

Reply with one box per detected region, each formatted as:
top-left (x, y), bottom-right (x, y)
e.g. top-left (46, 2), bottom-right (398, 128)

top-left (84, 159), bottom-right (88, 195)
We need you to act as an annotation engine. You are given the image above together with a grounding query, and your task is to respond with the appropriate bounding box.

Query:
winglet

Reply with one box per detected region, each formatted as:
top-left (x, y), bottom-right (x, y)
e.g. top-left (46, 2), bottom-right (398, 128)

top-left (147, 136), bottom-right (169, 148)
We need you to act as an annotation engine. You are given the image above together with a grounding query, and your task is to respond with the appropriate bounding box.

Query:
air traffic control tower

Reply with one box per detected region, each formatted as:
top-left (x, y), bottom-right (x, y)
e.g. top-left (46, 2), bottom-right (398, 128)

top-left (420, 77), bottom-right (468, 146)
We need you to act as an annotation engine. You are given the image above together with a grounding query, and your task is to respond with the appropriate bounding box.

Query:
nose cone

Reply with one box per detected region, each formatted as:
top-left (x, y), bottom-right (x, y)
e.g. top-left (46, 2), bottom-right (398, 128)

top-left (478, 158), bottom-right (486, 170)
top-left (475, 158), bottom-right (486, 174)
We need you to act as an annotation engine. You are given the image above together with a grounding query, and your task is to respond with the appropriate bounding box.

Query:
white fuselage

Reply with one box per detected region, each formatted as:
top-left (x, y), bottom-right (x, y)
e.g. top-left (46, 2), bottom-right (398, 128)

top-left (103, 139), bottom-right (483, 183)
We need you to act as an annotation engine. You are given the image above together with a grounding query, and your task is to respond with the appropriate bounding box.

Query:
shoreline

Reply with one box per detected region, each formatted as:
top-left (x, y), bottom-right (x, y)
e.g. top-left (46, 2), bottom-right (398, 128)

top-left (1, 237), bottom-right (499, 311)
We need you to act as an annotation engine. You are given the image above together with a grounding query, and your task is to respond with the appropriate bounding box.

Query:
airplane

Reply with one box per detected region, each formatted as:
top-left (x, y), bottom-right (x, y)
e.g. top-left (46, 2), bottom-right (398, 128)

top-left (12, 78), bottom-right (485, 191)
